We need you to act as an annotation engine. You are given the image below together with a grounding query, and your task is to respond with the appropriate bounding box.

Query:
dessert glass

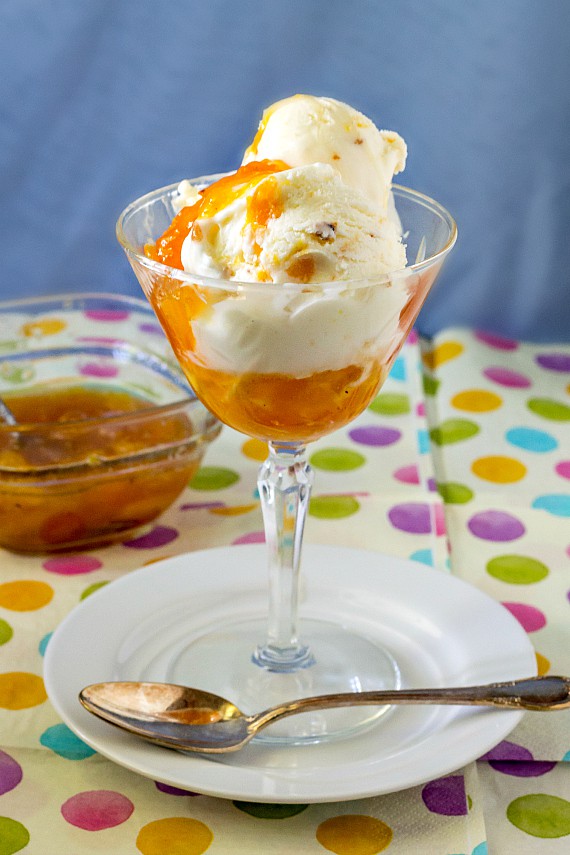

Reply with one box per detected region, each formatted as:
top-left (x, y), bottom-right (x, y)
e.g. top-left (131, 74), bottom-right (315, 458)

top-left (117, 177), bottom-right (456, 743)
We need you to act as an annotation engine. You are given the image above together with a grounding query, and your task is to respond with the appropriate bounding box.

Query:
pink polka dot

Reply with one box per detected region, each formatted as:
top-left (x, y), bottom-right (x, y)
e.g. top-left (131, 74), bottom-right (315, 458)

top-left (475, 331), bottom-right (518, 351)
top-left (0, 750), bottom-right (23, 795)
top-left (42, 555), bottom-right (103, 575)
top-left (555, 461), bottom-right (570, 480)
top-left (232, 531), bottom-right (265, 545)
top-left (502, 602), bottom-right (547, 632)
top-left (416, 401), bottom-right (425, 416)
top-left (84, 309), bottom-right (130, 322)
top-left (124, 525), bottom-right (179, 549)
top-left (468, 510), bottom-right (525, 541)
top-left (79, 363), bottom-right (119, 378)
top-left (61, 790), bottom-right (134, 830)
top-left (407, 329), bottom-right (419, 344)
top-left (483, 366), bottom-right (531, 388)
top-left (77, 336), bottom-right (123, 344)
top-left (393, 464), bottom-right (420, 485)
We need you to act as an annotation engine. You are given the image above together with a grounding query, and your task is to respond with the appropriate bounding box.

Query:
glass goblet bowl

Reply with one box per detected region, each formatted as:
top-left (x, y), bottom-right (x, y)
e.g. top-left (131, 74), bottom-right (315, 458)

top-left (117, 178), bottom-right (457, 744)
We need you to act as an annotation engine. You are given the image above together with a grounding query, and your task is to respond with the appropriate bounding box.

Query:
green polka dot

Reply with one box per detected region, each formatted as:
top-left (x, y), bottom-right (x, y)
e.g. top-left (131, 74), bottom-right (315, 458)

top-left (310, 448), bottom-right (365, 471)
top-left (486, 555), bottom-right (549, 584)
top-left (368, 392), bottom-right (410, 416)
top-left (422, 374), bottom-right (440, 396)
top-left (438, 482), bottom-right (474, 504)
top-left (0, 619), bottom-right (13, 645)
top-left (0, 817), bottom-right (30, 854)
top-left (309, 496), bottom-right (360, 519)
top-left (190, 466), bottom-right (240, 490)
top-left (507, 794), bottom-right (570, 838)
top-left (233, 801), bottom-right (308, 819)
top-left (430, 419), bottom-right (480, 445)
top-left (80, 581), bottom-right (109, 600)
top-left (0, 340), bottom-right (19, 354)
top-left (527, 398), bottom-right (570, 422)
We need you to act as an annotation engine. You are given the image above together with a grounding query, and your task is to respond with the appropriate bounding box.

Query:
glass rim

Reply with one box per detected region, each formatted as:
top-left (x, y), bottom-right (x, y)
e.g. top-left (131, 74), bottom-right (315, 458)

top-left (116, 177), bottom-right (458, 292)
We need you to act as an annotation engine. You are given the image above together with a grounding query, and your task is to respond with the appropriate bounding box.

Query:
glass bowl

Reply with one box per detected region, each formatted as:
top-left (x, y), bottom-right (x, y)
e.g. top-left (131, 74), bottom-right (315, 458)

top-left (0, 293), bottom-right (221, 553)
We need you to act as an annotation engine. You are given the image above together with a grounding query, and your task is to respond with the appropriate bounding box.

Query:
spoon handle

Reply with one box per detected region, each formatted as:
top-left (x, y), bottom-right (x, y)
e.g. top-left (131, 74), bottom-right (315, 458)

top-left (253, 676), bottom-right (570, 729)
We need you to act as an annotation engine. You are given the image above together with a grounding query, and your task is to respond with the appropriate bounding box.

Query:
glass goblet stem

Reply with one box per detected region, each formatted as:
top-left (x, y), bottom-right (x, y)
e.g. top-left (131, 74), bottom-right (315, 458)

top-left (253, 441), bottom-right (315, 672)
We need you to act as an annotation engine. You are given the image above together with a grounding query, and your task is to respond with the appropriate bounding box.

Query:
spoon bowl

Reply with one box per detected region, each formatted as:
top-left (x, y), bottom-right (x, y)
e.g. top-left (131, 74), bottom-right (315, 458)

top-left (79, 675), bottom-right (570, 754)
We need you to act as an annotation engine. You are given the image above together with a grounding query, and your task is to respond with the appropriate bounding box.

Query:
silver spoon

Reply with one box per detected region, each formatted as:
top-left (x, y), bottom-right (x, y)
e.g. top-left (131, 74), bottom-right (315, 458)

top-left (79, 675), bottom-right (570, 754)
top-left (0, 396), bottom-right (18, 426)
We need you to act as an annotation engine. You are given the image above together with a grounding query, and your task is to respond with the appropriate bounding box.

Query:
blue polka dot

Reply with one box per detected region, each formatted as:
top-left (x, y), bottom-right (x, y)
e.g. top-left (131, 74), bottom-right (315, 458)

top-left (38, 632), bottom-right (52, 656)
top-left (410, 548), bottom-right (434, 566)
top-left (417, 429), bottom-right (430, 454)
top-left (562, 750), bottom-right (570, 762)
top-left (532, 494), bottom-right (570, 517)
top-left (389, 356), bottom-right (407, 382)
top-left (472, 843), bottom-right (488, 855)
top-left (40, 723), bottom-right (96, 759)
top-left (505, 427), bottom-right (558, 453)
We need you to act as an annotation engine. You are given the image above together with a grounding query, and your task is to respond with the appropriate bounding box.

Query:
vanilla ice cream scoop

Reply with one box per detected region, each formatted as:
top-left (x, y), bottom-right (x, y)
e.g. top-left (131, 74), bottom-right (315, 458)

top-left (181, 162), bottom-right (406, 284)
top-left (242, 94), bottom-right (406, 212)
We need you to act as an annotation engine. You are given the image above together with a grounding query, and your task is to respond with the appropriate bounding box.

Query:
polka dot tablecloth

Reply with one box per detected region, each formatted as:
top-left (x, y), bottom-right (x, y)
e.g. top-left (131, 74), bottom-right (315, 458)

top-left (0, 325), bottom-right (569, 853)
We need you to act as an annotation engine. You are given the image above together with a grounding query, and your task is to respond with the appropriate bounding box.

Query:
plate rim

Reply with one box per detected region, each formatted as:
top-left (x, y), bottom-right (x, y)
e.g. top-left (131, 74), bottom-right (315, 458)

top-left (44, 543), bottom-right (537, 803)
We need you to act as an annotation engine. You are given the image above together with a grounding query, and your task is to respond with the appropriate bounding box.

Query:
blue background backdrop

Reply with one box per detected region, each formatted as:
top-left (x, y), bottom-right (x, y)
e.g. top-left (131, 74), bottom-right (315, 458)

top-left (1, 0), bottom-right (568, 340)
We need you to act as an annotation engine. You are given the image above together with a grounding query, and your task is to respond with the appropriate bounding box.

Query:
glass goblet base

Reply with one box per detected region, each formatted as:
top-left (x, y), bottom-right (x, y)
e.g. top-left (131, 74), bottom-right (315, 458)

top-left (166, 617), bottom-right (400, 745)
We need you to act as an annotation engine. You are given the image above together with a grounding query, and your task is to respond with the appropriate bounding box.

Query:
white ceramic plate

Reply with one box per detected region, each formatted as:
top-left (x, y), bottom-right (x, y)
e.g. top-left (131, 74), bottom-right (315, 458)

top-left (44, 544), bottom-right (536, 803)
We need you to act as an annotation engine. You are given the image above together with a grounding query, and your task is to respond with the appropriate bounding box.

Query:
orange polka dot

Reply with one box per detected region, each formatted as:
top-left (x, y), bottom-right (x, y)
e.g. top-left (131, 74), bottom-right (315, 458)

top-left (21, 318), bottom-right (66, 337)
top-left (0, 672), bottom-right (47, 709)
top-left (451, 389), bottom-right (503, 412)
top-left (136, 817), bottom-right (213, 855)
top-left (422, 341), bottom-right (463, 370)
top-left (241, 438), bottom-right (269, 461)
top-left (316, 815), bottom-right (393, 855)
top-left (209, 503), bottom-right (258, 517)
top-left (471, 455), bottom-right (527, 483)
top-left (535, 651), bottom-right (550, 675)
top-left (0, 580), bottom-right (54, 611)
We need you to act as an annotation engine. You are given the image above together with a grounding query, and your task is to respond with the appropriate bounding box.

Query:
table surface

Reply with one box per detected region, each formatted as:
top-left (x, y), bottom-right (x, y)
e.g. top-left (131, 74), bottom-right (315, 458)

top-left (0, 326), bottom-right (568, 854)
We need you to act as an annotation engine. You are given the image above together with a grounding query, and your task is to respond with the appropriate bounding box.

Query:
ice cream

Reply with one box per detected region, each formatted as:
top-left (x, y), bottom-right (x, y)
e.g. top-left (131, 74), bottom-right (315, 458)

top-left (142, 96), bottom-right (423, 442)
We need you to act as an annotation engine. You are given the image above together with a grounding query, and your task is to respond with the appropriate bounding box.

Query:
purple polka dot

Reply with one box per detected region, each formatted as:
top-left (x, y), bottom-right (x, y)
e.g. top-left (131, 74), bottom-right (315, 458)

top-left (61, 790), bottom-right (134, 830)
top-left (480, 741), bottom-right (556, 776)
top-left (555, 461), bottom-right (570, 480)
top-left (123, 525), bottom-right (179, 549)
top-left (388, 502), bottom-right (445, 535)
top-left (77, 336), bottom-right (123, 344)
top-left (139, 322), bottom-right (163, 335)
top-left (475, 331), bottom-right (518, 351)
top-left (79, 362), bottom-right (119, 378)
top-left (502, 601), bottom-right (547, 632)
top-left (483, 367), bottom-right (531, 388)
top-left (84, 309), bottom-right (130, 322)
top-left (155, 781), bottom-right (200, 796)
top-left (0, 750), bottom-right (23, 795)
top-left (422, 775), bottom-right (468, 816)
top-left (468, 510), bottom-right (525, 541)
top-left (393, 464), bottom-right (420, 485)
top-left (232, 531), bottom-right (265, 545)
top-left (536, 353), bottom-right (570, 372)
top-left (349, 426), bottom-right (401, 446)
top-left (42, 556), bottom-right (103, 575)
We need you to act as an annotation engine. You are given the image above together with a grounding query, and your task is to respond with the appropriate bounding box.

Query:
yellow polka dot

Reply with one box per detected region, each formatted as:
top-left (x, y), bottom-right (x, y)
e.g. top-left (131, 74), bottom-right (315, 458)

top-left (0, 672), bottom-right (47, 709)
top-left (422, 341), bottom-right (463, 370)
top-left (21, 318), bottom-right (66, 337)
top-left (136, 817), bottom-right (213, 855)
top-left (0, 580), bottom-right (54, 611)
top-left (535, 651), bottom-right (550, 675)
top-left (241, 438), bottom-right (269, 461)
top-left (451, 389), bottom-right (503, 412)
top-left (209, 503), bottom-right (258, 517)
top-left (316, 815), bottom-right (393, 855)
top-left (471, 455), bottom-right (527, 483)
top-left (143, 556), bottom-right (173, 566)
